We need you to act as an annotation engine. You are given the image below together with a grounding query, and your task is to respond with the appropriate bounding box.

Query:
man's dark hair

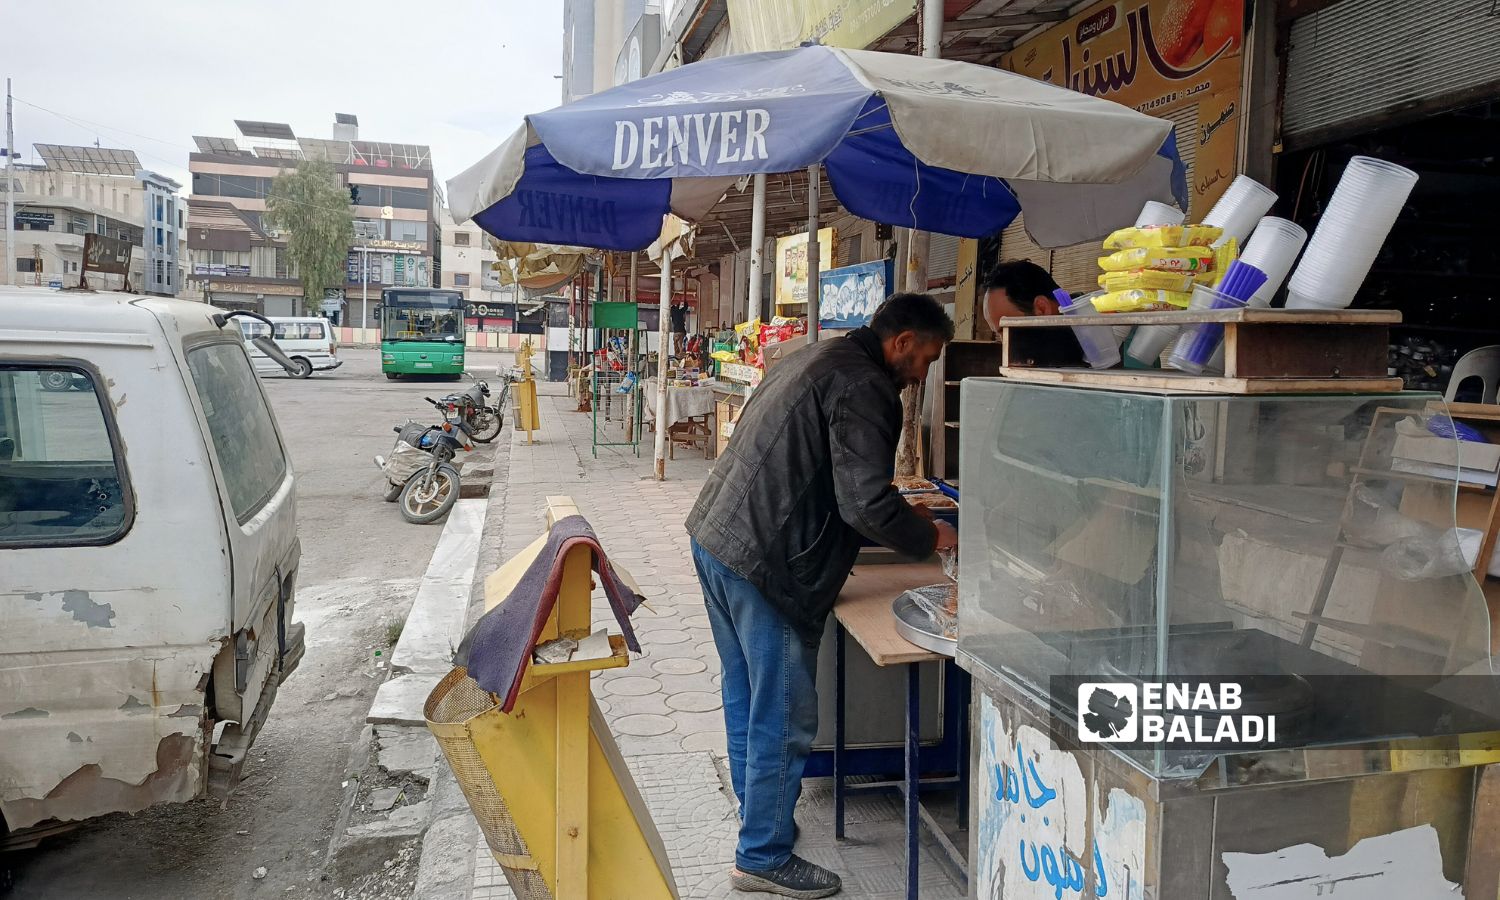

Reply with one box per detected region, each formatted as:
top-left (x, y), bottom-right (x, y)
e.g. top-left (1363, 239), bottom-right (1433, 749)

top-left (983, 260), bottom-right (1060, 315)
top-left (869, 292), bottom-right (955, 343)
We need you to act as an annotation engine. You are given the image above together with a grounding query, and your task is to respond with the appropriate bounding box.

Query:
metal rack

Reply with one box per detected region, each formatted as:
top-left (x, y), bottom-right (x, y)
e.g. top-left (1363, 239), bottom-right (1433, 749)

top-left (590, 324), bottom-right (644, 457)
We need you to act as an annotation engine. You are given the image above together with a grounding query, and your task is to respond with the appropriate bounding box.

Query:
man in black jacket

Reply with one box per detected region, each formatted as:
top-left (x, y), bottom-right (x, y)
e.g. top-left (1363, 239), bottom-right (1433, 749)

top-left (687, 293), bottom-right (957, 897)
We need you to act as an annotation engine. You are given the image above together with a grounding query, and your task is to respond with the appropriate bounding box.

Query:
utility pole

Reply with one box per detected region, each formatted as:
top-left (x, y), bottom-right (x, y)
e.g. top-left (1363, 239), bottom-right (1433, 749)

top-left (6, 78), bottom-right (16, 286)
top-left (360, 244), bottom-right (370, 339)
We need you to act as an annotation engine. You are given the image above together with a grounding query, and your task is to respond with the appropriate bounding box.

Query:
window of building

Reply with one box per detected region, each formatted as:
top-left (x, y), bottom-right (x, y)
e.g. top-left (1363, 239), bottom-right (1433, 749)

top-left (186, 342), bottom-right (288, 522)
top-left (0, 365), bottom-right (132, 546)
top-left (16, 258), bottom-right (38, 273)
top-left (155, 259), bottom-right (165, 286)
top-left (454, 273), bottom-right (470, 287)
top-left (95, 219), bottom-right (105, 235)
top-left (354, 219), bottom-right (383, 240)
top-left (154, 195), bottom-right (164, 223)
top-left (390, 220), bottom-right (428, 243)
top-left (69, 216), bottom-right (90, 236)
top-left (191, 173), bottom-right (273, 200)
top-left (275, 247), bottom-right (290, 279)
top-left (210, 250), bottom-right (225, 265)
top-left (454, 232), bottom-right (470, 247)
top-left (155, 227), bottom-right (165, 248)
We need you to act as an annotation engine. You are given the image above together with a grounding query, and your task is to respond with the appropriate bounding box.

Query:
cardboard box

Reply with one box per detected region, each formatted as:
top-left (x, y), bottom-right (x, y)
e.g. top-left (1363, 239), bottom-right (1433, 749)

top-left (1391, 432), bottom-right (1500, 484)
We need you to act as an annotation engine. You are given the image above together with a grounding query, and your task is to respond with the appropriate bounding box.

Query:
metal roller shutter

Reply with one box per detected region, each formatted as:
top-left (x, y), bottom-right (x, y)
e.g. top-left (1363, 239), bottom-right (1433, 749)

top-left (928, 232), bottom-right (960, 282)
top-left (1284, 0), bottom-right (1500, 146)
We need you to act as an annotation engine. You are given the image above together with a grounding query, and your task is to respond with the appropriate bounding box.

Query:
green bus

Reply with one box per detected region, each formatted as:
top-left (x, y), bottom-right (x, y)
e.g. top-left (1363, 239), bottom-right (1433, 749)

top-left (379, 288), bottom-right (466, 380)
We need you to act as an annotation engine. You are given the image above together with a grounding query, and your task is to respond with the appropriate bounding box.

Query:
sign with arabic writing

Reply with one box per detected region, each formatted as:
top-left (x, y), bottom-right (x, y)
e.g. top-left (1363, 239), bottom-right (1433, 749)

top-left (726, 0), bottom-right (916, 54)
top-left (976, 693), bottom-right (1146, 899)
top-left (1005, 0), bottom-right (1244, 218)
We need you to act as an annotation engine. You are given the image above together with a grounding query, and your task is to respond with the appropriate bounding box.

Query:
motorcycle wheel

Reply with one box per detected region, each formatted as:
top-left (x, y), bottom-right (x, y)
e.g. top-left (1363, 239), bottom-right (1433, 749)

top-left (398, 464), bottom-right (460, 524)
top-left (382, 480), bottom-right (404, 502)
top-left (470, 410), bottom-right (502, 443)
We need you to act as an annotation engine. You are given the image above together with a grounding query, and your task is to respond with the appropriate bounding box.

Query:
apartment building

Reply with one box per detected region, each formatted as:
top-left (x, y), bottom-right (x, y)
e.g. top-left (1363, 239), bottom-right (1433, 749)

top-left (186, 114), bottom-right (440, 320)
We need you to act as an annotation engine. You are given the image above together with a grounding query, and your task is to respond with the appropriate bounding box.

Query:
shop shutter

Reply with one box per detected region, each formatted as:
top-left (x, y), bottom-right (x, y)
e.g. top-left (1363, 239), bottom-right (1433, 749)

top-left (1283, 0), bottom-right (1500, 145)
top-left (928, 232), bottom-right (960, 283)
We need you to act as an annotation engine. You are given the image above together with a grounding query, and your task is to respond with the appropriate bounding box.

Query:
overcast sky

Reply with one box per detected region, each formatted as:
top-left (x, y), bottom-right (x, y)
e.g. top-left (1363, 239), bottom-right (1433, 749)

top-left (8, 0), bottom-right (564, 196)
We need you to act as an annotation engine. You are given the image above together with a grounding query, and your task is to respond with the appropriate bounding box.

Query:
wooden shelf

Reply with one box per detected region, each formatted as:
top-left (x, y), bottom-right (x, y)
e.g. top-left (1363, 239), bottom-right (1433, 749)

top-left (1350, 465), bottom-right (1491, 493)
top-left (998, 366), bottom-right (1404, 395)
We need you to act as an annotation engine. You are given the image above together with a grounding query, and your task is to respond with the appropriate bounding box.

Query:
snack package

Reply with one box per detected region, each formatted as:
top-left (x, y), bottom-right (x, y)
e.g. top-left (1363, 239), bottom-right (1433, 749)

top-left (734, 319), bottom-right (762, 348)
top-left (1097, 269), bottom-right (1202, 293)
top-left (1208, 238), bottom-right (1240, 288)
top-left (1098, 246), bottom-right (1215, 273)
top-left (1092, 289), bottom-right (1194, 313)
top-left (1101, 224), bottom-right (1223, 250)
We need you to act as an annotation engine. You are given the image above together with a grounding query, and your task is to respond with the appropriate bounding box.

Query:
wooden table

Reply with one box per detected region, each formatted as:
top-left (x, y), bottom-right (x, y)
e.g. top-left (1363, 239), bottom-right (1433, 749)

top-left (829, 562), bottom-right (970, 900)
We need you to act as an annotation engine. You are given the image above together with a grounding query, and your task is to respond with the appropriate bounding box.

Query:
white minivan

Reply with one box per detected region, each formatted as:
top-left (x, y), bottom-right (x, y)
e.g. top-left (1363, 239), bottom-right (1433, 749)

top-left (1, 287), bottom-right (304, 839)
top-left (239, 316), bottom-right (342, 379)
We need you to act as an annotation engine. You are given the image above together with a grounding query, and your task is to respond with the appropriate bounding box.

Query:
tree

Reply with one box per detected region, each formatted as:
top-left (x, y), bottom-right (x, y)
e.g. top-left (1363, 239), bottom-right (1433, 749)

top-left (264, 159), bottom-right (353, 314)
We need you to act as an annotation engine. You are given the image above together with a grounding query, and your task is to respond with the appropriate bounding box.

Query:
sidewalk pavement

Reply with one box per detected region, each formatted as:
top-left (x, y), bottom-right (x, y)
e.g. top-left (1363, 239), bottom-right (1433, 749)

top-left (463, 383), bottom-right (966, 900)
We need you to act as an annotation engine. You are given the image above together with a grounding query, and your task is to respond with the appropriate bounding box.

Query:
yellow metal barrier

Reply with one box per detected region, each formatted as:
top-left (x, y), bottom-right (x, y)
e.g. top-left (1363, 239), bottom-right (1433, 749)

top-left (424, 496), bottom-right (677, 900)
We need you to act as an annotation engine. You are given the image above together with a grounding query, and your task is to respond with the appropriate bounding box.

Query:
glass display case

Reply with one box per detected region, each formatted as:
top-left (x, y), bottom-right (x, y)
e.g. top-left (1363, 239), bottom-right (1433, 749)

top-left (957, 378), bottom-right (1500, 778)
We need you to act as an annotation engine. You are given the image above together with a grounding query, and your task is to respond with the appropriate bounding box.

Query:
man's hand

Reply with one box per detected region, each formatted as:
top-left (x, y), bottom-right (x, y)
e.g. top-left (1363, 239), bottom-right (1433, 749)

top-left (933, 520), bottom-right (958, 552)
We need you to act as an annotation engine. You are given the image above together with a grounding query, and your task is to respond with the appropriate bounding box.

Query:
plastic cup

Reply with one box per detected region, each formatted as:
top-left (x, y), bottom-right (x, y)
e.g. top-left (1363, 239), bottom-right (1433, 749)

top-left (1286, 156), bottom-right (1418, 309)
top-left (1126, 324), bottom-right (1180, 366)
top-left (1170, 286), bottom-right (1247, 374)
top-left (1135, 201), bottom-right (1186, 228)
top-left (1239, 217), bottom-right (1307, 307)
top-left (1203, 176), bottom-right (1277, 248)
top-left (1058, 290), bottom-right (1121, 369)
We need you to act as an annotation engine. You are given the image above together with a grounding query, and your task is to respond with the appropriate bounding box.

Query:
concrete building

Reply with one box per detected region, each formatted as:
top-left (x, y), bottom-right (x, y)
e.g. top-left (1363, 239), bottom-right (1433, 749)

top-left (2, 144), bottom-right (187, 294)
top-left (186, 114), bottom-right (441, 320)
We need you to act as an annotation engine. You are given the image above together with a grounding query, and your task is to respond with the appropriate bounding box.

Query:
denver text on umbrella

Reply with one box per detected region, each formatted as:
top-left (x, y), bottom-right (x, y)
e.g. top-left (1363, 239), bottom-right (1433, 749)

top-left (611, 110), bottom-right (772, 171)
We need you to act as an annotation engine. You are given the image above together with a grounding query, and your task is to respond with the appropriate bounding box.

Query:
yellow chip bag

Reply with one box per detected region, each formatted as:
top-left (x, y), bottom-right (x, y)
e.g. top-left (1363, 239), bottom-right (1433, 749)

top-left (1208, 238), bottom-right (1240, 287)
top-left (1101, 224), bottom-right (1222, 249)
top-left (1098, 246), bottom-right (1215, 273)
top-left (1097, 270), bottom-right (1201, 293)
top-left (1091, 289), bottom-right (1193, 313)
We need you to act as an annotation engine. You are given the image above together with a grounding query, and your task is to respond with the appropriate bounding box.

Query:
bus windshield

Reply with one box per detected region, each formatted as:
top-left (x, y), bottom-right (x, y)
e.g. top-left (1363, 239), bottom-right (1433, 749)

top-left (380, 291), bottom-right (464, 343)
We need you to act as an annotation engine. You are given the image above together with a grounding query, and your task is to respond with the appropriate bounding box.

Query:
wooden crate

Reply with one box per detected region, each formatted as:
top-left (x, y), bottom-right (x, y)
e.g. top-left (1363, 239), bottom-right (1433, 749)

top-left (999, 308), bottom-right (1403, 394)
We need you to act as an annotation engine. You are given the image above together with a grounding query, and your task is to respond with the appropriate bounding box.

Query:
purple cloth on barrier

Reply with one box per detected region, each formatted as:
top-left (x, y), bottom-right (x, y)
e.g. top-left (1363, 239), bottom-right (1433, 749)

top-left (453, 515), bottom-right (644, 712)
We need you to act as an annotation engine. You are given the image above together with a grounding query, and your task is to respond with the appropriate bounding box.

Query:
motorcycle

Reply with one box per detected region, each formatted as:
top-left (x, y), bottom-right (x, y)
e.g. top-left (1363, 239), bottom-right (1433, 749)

top-left (374, 397), bottom-right (475, 525)
top-left (439, 374), bottom-right (511, 444)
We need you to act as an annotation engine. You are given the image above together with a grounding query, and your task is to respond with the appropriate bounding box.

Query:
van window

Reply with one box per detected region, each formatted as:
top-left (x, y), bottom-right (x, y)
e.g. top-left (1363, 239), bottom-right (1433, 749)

top-left (0, 365), bottom-right (131, 546)
top-left (272, 322), bottom-right (326, 341)
top-left (187, 343), bottom-right (288, 521)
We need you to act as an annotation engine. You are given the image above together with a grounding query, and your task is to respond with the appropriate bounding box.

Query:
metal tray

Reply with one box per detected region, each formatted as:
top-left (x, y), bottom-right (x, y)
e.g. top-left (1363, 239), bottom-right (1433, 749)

top-left (892, 593), bottom-right (957, 658)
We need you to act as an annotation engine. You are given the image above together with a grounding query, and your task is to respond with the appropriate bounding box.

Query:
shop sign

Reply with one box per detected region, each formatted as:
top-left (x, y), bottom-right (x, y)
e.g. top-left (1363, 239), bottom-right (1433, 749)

top-left (365, 238), bottom-right (425, 252)
top-left (773, 227), bottom-right (835, 308)
top-left (976, 694), bottom-right (1147, 900)
top-left (1005, 0), bottom-right (1246, 217)
top-left (225, 264), bottom-right (250, 277)
top-left (83, 233), bottom-right (132, 276)
top-left (14, 210), bottom-right (54, 227)
top-left (347, 252), bottom-right (362, 283)
top-left (727, 0), bottom-right (915, 53)
top-left (818, 258), bottom-right (892, 331)
top-left (193, 264), bottom-right (209, 276)
top-left (467, 302), bottom-right (517, 319)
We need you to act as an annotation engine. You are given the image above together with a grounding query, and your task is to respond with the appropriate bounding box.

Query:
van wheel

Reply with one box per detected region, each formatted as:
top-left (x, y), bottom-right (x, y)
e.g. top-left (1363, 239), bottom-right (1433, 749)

top-left (385, 373), bottom-right (400, 381)
top-left (399, 465), bottom-right (459, 524)
top-left (292, 358), bottom-right (314, 379)
top-left (40, 371), bottom-right (73, 392)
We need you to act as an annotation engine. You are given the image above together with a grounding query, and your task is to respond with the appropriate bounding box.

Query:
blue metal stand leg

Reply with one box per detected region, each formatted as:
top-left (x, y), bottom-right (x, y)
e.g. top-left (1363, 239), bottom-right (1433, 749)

top-left (835, 625), bottom-right (846, 840)
top-left (905, 663), bottom-right (920, 900)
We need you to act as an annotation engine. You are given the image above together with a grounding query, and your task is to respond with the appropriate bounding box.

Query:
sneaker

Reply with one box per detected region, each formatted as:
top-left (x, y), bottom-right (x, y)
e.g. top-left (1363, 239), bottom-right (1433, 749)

top-left (731, 854), bottom-right (842, 898)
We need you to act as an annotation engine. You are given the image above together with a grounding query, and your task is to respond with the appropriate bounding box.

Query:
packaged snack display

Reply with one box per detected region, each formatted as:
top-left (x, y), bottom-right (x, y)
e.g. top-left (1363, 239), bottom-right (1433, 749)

top-left (1101, 224), bottom-right (1223, 250)
top-left (1092, 289), bottom-right (1194, 313)
top-left (1098, 246), bottom-right (1215, 273)
top-left (1097, 270), bottom-right (1202, 293)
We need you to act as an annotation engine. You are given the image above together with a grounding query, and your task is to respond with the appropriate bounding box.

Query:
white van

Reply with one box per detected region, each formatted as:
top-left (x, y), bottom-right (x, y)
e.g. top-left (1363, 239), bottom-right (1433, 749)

top-left (239, 316), bottom-right (342, 378)
top-left (0, 287), bottom-right (303, 837)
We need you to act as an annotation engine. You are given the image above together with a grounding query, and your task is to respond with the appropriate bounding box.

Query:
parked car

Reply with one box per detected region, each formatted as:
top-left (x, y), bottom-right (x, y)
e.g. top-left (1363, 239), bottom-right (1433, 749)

top-left (0, 287), bottom-right (304, 842)
top-left (238, 316), bottom-right (342, 379)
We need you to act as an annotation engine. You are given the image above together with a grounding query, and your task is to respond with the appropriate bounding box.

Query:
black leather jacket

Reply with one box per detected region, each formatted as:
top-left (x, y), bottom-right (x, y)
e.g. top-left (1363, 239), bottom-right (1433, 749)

top-left (686, 327), bottom-right (938, 643)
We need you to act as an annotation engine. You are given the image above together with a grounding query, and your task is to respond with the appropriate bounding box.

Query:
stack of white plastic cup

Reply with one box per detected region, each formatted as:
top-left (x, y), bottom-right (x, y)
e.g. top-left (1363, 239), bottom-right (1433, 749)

top-left (1058, 290), bottom-right (1122, 369)
top-left (1203, 176), bottom-right (1278, 248)
top-left (1205, 217), bottom-right (1308, 373)
top-left (1285, 156), bottom-right (1418, 310)
top-left (1135, 201), bottom-right (1186, 228)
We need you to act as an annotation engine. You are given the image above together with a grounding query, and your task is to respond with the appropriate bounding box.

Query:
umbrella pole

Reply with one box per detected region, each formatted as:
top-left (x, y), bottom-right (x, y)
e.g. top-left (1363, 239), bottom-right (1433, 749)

top-left (653, 257), bottom-right (671, 480)
top-left (747, 173), bottom-right (766, 321)
top-left (806, 164), bottom-right (821, 342)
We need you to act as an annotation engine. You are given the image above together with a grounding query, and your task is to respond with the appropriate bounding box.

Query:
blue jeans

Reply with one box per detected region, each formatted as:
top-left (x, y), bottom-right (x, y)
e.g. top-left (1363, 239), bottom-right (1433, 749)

top-left (692, 538), bottom-right (820, 872)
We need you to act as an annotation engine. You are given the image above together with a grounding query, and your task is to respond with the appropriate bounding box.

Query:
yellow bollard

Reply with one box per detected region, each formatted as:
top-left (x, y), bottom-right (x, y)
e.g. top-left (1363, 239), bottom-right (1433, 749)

top-left (514, 339), bottom-right (541, 444)
top-left (424, 496), bottom-right (678, 900)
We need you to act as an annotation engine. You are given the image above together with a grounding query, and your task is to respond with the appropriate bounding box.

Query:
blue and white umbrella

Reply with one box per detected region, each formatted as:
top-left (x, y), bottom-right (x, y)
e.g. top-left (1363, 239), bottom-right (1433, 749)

top-left (449, 45), bottom-right (1188, 251)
